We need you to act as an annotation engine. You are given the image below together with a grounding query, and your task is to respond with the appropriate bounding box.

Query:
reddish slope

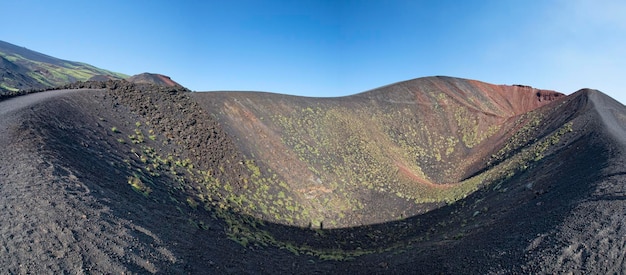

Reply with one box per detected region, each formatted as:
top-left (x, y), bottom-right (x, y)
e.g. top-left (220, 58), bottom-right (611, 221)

top-left (356, 76), bottom-right (563, 117)
top-left (192, 76), bottom-right (566, 227)
top-left (126, 73), bottom-right (182, 87)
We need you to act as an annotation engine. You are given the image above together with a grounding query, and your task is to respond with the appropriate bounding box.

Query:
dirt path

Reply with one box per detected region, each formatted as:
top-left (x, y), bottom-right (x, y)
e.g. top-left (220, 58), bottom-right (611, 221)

top-left (1, 90), bottom-right (81, 144)
top-left (0, 89), bottom-right (82, 115)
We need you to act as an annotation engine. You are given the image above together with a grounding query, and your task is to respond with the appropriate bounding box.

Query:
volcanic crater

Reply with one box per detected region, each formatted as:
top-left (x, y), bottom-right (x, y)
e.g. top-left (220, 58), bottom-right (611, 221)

top-left (1, 76), bottom-right (625, 274)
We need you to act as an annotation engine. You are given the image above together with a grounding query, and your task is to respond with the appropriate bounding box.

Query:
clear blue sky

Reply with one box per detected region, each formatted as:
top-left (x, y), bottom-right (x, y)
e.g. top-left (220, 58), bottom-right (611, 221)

top-left (2, 0), bottom-right (625, 103)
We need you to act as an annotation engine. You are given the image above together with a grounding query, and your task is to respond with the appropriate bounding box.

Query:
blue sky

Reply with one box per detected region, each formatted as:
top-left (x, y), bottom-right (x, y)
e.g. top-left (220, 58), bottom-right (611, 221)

top-left (2, 0), bottom-right (625, 103)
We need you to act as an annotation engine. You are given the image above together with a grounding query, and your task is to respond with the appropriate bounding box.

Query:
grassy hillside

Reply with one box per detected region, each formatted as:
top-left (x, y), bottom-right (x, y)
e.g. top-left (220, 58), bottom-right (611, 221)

top-left (0, 40), bottom-right (127, 92)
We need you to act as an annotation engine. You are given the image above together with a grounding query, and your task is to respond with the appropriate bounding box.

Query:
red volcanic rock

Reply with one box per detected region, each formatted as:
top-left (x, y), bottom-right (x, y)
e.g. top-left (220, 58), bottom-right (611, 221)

top-left (480, 82), bottom-right (564, 116)
top-left (126, 72), bottom-right (182, 87)
top-left (357, 76), bottom-right (565, 118)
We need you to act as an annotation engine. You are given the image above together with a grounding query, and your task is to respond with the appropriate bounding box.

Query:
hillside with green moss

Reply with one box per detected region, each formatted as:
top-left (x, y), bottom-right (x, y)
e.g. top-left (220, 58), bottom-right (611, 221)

top-left (0, 40), bottom-right (126, 92)
top-left (191, 77), bottom-right (566, 228)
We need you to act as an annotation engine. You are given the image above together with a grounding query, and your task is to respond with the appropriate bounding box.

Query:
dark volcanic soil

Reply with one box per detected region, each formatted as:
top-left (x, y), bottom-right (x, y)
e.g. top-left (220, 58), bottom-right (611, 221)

top-left (1, 78), bottom-right (626, 274)
top-left (0, 88), bottom-right (313, 274)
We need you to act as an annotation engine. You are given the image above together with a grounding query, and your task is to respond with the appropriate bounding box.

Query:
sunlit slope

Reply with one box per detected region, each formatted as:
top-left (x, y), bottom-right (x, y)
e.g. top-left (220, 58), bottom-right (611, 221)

top-left (192, 76), bottom-right (566, 227)
top-left (0, 40), bottom-right (126, 92)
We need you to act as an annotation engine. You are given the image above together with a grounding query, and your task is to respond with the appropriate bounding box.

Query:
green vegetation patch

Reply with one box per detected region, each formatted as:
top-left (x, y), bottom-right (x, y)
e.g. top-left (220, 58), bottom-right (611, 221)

top-left (128, 174), bottom-right (152, 197)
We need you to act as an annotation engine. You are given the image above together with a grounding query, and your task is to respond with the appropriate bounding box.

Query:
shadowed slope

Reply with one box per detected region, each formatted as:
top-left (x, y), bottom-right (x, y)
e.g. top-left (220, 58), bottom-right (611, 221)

top-left (519, 89), bottom-right (626, 273)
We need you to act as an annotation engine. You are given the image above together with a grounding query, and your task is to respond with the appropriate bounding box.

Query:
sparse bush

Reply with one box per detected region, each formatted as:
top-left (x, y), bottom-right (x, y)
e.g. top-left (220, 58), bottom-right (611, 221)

top-left (127, 175), bottom-right (151, 196)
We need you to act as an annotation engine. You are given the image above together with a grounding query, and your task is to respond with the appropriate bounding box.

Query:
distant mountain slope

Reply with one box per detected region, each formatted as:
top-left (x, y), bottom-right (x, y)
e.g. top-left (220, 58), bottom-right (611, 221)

top-left (87, 74), bottom-right (124, 82)
top-left (0, 40), bottom-right (127, 92)
top-left (0, 54), bottom-right (40, 92)
top-left (126, 72), bottom-right (182, 87)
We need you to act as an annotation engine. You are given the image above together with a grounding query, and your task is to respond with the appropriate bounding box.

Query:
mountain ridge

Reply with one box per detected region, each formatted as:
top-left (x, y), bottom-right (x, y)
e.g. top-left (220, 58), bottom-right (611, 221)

top-left (0, 40), bottom-right (127, 92)
top-left (355, 76), bottom-right (564, 117)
